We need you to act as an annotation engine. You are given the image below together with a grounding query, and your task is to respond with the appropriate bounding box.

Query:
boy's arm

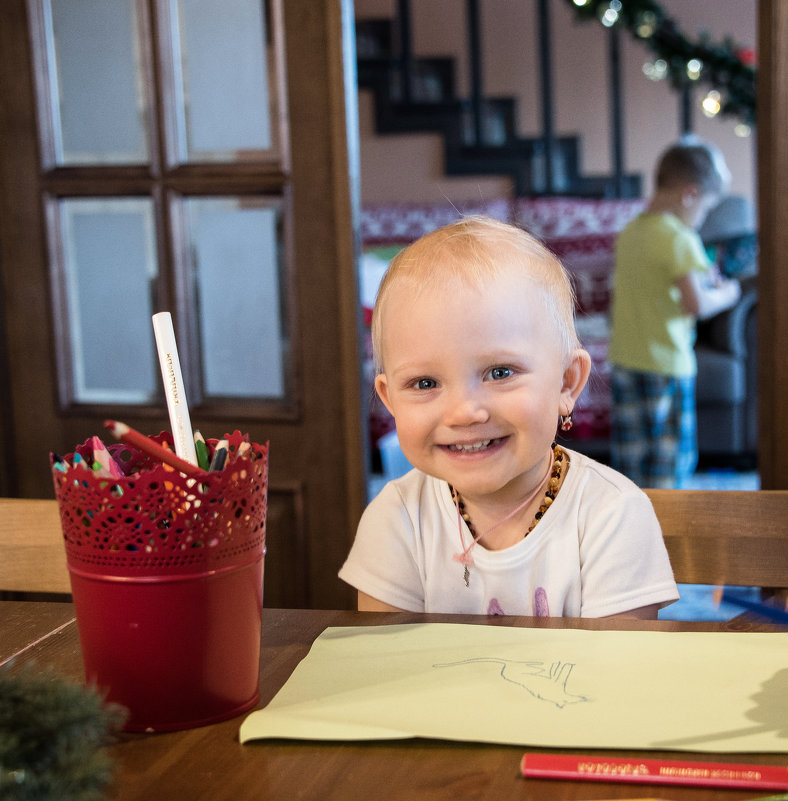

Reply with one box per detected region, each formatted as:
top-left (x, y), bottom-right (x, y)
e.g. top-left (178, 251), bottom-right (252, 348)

top-left (675, 270), bottom-right (741, 319)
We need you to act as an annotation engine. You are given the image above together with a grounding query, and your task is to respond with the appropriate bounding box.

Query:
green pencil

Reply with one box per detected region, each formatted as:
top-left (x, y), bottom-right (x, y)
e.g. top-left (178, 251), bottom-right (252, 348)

top-left (193, 430), bottom-right (210, 471)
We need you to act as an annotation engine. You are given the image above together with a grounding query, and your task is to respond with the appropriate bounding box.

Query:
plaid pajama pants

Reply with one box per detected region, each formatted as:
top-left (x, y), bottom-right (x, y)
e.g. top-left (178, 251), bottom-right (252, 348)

top-left (610, 366), bottom-right (697, 489)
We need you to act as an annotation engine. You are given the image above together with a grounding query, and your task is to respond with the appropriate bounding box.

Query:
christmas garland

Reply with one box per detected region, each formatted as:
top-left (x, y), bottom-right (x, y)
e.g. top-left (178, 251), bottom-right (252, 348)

top-left (563, 0), bottom-right (756, 126)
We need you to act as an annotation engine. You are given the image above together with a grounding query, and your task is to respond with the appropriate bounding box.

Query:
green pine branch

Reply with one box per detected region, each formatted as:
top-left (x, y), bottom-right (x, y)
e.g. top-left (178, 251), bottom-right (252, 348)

top-left (563, 0), bottom-right (756, 125)
top-left (0, 664), bottom-right (127, 801)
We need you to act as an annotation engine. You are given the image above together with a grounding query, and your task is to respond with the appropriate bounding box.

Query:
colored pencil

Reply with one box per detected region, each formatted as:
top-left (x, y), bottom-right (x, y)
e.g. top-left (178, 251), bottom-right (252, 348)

top-left (741, 793), bottom-right (788, 801)
top-left (193, 430), bottom-right (210, 471)
top-left (104, 420), bottom-right (207, 478)
top-left (209, 439), bottom-right (229, 471)
top-left (235, 441), bottom-right (251, 460)
top-left (152, 311), bottom-right (198, 465)
top-left (718, 589), bottom-right (788, 624)
top-left (90, 434), bottom-right (123, 479)
top-left (520, 753), bottom-right (788, 791)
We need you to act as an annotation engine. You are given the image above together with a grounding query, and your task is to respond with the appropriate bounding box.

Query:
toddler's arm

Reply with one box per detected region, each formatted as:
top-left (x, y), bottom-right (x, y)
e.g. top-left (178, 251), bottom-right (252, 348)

top-left (358, 590), bottom-right (406, 612)
top-left (604, 602), bottom-right (661, 620)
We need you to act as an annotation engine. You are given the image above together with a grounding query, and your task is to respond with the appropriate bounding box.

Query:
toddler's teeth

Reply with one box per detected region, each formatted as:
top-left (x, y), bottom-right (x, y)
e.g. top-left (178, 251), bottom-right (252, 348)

top-left (450, 439), bottom-right (492, 453)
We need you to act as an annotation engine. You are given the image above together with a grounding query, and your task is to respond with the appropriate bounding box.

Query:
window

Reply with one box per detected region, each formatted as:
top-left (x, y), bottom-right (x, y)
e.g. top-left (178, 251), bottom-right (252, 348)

top-left (31, 0), bottom-right (293, 416)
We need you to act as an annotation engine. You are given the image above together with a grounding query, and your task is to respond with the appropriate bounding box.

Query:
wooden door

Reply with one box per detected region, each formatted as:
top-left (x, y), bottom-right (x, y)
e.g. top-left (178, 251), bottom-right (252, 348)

top-left (0, 0), bottom-right (365, 609)
top-left (757, 0), bottom-right (788, 490)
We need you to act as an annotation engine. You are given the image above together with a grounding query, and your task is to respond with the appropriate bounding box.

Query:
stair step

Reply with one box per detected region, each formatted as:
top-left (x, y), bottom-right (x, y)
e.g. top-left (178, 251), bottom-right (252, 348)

top-left (359, 57), bottom-right (456, 104)
top-left (355, 18), bottom-right (394, 59)
top-left (355, 17), bottom-right (641, 197)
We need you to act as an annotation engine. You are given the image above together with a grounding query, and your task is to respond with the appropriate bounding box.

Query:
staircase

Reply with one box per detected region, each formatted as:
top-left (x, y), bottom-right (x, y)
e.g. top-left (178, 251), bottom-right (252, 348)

top-left (356, 17), bottom-right (641, 199)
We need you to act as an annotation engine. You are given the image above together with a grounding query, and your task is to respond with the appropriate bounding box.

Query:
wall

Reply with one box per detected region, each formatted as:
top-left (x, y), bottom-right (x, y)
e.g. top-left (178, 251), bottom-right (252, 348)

top-left (355, 0), bottom-right (756, 205)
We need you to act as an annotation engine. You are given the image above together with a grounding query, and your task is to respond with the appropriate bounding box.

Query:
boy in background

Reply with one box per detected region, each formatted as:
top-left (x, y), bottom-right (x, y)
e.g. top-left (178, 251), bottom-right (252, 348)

top-left (609, 139), bottom-right (741, 488)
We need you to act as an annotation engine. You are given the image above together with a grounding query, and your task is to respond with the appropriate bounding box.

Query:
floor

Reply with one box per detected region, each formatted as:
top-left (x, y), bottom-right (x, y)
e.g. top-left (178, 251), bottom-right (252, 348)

top-left (681, 468), bottom-right (760, 491)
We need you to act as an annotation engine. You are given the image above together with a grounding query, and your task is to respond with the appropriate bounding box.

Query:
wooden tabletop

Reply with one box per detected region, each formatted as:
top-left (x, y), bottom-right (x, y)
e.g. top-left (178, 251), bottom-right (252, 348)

top-left (2, 602), bottom-right (787, 801)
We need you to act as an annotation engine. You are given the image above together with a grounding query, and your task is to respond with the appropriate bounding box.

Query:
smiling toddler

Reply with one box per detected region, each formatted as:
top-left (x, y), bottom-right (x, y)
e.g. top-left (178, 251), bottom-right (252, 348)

top-left (339, 216), bottom-right (678, 618)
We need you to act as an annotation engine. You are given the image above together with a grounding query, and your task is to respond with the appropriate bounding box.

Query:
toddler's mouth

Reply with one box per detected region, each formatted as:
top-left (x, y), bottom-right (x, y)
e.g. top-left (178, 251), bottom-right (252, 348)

top-left (445, 437), bottom-right (503, 454)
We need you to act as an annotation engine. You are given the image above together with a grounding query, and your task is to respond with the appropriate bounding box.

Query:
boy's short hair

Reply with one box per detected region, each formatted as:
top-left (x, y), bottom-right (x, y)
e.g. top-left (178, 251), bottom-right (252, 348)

top-left (655, 142), bottom-right (728, 196)
top-left (371, 215), bottom-right (580, 371)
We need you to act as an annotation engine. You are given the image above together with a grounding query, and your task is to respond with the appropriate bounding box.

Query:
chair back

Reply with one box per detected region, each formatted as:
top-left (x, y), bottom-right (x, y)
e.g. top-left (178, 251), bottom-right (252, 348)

top-left (645, 489), bottom-right (788, 588)
top-left (0, 498), bottom-right (70, 594)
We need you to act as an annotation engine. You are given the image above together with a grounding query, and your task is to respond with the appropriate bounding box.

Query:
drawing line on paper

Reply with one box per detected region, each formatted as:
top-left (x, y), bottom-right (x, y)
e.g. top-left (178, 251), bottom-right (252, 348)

top-left (433, 658), bottom-right (592, 709)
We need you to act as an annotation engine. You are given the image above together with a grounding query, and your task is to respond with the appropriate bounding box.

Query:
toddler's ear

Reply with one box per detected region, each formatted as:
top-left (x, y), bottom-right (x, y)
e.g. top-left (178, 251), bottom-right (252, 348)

top-left (560, 349), bottom-right (592, 411)
top-left (374, 372), bottom-right (395, 417)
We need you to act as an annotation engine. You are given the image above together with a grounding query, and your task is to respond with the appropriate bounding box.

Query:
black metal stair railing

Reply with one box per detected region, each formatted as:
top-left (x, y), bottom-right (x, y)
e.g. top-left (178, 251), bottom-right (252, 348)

top-left (355, 1), bottom-right (642, 198)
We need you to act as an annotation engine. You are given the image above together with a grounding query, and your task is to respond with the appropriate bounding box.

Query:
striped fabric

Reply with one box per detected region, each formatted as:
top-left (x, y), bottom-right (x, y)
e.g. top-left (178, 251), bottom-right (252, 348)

top-left (610, 367), bottom-right (697, 488)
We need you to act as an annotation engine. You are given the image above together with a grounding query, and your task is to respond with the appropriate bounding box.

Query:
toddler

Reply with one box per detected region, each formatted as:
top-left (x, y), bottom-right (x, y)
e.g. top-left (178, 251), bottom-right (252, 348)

top-left (340, 217), bottom-right (678, 618)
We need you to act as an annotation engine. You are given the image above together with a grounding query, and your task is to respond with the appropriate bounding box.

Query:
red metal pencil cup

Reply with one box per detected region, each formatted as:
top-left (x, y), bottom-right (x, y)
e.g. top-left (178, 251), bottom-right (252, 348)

top-left (51, 431), bottom-right (268, 732)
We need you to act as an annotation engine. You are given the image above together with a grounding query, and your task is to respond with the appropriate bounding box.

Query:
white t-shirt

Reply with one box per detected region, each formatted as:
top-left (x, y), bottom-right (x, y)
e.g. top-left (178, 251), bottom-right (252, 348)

top-left (339, 449), bottom-right (678, 617)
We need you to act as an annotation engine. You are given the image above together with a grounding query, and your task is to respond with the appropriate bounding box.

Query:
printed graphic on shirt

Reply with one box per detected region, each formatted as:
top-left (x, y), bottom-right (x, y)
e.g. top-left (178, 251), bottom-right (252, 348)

top-left (534, 587), bottom-right (550, 616)
top-left (487, 598), bottom-right (504, 616)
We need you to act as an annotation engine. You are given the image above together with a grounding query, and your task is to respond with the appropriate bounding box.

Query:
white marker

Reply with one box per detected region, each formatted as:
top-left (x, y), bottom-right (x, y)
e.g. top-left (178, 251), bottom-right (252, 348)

top-left (152, 311), bottom-right (198, 465)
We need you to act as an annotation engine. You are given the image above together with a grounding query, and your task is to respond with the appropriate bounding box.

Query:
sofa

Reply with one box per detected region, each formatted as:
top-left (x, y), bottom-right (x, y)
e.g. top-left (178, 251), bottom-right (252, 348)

top-left (360, 197), bottom-right (758, 471)
top-left (696, 196), bottom-right (759, 464)
top-left (695, 276), bottom-right (757, 463)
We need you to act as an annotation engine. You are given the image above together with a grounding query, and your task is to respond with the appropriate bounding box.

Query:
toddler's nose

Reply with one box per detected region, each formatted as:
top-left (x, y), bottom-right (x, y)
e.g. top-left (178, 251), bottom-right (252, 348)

top-left (443, 387), bottom-right (490, 427)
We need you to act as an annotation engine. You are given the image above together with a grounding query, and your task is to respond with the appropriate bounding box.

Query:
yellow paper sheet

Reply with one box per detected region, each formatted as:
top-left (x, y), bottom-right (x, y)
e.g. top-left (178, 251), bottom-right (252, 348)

top-left (240, 623), bottom-right (788, 752)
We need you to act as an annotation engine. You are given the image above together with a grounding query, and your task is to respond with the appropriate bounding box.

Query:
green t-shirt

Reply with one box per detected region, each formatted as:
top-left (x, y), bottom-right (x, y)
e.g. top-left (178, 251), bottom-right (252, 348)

top-left (608, 212), bottom-right (711, 377)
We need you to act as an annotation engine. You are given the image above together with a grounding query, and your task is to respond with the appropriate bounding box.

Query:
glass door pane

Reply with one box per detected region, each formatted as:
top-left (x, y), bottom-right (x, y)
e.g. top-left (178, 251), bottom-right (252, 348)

top-left (39, 0), bottom-right (150, 165)
top-left (162, 0), bottom-right (279, 163)
top-left (53, 197), bottom-right (160, 404)
top-left (182, 196), bottom-right (288, 400)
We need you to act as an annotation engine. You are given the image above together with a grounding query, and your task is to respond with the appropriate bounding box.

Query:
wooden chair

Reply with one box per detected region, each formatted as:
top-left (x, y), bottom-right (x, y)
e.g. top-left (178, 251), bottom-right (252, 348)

top-left (645, 489), bottom-right (788, 589)
top-left (2, 490), bottom-right (786, 602)
top-left (0, 498), bottom-right (71, 594)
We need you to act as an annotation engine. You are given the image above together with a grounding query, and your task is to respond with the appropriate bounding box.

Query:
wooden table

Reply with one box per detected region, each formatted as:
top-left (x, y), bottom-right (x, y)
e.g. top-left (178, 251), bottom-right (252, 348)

top-left (2, 602), bottom-right (787, 801)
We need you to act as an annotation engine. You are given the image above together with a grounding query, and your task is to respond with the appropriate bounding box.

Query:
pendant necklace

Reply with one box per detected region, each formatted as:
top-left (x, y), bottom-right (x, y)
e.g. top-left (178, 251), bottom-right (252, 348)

top-left (450, 446), bottom-right (556, 588)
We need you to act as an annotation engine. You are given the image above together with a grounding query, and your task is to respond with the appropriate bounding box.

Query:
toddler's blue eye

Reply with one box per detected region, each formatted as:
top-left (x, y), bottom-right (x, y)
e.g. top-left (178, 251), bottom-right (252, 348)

top-left (416, 378), bottom-right (437, 390)
top-left (489, 367), bottom-right (513, 380)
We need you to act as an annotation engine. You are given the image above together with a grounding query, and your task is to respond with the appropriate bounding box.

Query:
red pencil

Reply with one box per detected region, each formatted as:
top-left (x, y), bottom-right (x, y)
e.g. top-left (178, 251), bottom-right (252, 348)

top-left (520, 753), bottom-right (788, 791)
top-left (104, 420), bottom-right (207, 478)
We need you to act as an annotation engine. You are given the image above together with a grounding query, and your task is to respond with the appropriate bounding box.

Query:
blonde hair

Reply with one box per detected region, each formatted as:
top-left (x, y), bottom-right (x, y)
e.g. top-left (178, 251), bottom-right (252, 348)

top-left (371, 216), bottom-right (580, 371)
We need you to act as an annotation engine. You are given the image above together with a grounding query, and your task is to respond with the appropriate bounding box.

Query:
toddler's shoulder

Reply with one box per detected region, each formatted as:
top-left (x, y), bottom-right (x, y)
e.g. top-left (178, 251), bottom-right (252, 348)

top-left (563, 450), bottom-right (663, 543)
top-left (365, 469), bottom-right (445, 516)
top-left (565, 448), bottom-right (649, 501)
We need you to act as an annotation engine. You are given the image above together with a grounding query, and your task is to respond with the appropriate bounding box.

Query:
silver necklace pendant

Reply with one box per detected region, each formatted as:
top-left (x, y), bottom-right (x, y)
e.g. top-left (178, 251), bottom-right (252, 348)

top-left (463, 564), bottom-right (470, 587)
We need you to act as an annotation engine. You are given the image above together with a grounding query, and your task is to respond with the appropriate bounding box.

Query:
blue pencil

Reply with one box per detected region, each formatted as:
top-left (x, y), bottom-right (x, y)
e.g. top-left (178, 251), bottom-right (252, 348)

top-left (720, 590), bottom-right (788, 623)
